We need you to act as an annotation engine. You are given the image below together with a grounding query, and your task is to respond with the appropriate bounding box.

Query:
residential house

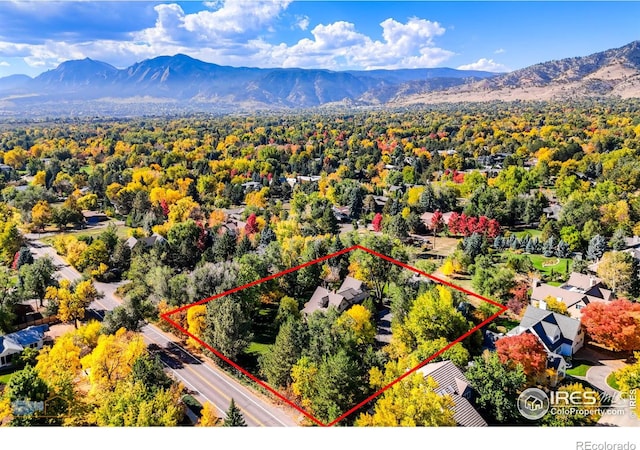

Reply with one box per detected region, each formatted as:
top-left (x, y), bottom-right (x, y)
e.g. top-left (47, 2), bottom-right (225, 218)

top-left (125, 232), bottom-right (167, 249)
top-left (417, 360), bottom-right (488, 427)
top-left (530, 272), bottom-right (613, 318)
top-left (542, 204), bottom-right (562, 221)
top-left (302, 276), bottom-right (368, 315)
top-left (332, 206), bottom-right (351, 223)
top-left (507, 306), bottom-right (584, 380)
top-left (420, 211), bottom-right (454, 230)
top-left (0, 325), bottom-right (49, 368)
top-left (81, 210), bottom-right (109, 225)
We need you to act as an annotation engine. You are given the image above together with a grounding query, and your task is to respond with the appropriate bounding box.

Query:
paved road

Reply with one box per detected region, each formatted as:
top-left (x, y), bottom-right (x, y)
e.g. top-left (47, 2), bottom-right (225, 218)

top-left (26, 238), bottom-right (298, 427)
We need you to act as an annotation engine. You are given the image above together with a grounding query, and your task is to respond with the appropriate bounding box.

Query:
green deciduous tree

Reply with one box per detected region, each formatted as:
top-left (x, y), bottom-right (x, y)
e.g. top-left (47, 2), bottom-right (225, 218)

top-left (466, 351), bottom-right (526, 424)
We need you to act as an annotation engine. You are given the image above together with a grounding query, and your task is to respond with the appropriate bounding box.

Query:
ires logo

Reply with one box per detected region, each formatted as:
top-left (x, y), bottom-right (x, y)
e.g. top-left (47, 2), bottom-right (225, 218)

top-left (550, 391), bottom-right (600, 406)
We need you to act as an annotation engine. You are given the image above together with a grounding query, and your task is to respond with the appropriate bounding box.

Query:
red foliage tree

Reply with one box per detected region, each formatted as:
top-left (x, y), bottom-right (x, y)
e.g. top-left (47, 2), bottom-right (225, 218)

top-left (245, 213), bottom-right (259, 234)
top-left (487, 219), bottom-right (501, 239)
top-left (447, 212), bottom-right (460, 235)
top-left (372, 213), bottom-right (383, 232)
top-left (496, 333), bottom-right (548, 377)
top-left (507, 284), bottom-right (529, 315)
top-left (159, 199), bottom-right (169, 217)
top-left (476, 216), bottom-right (489, 235)
top-left (430, 210), bottom-right (443, 232)
top-left (465, 216), bottom-right (477, 237)
top-left (581, 299), bottom-right (640, 352)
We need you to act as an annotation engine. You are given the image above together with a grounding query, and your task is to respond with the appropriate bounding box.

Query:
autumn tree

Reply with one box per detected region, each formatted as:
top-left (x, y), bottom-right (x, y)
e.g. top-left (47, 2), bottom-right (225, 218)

top-left (496, 334), bottom-right (548, 378)
top-left (596, 251), bottom-right (635, 293)
top-left (186, 304), bottom-right (207, 350)
top-left (81, 328), bottom-right (146, 395)
top-left (197, 402), bottom-right (219, 427)
top-left (371, 213), bottom-right (383, 232)
top-left (335, 304), bottom-right (376, 346)
top-left (31, 200), bottom-right (53, 231)
top-left (395, 286), bottom-right (471, 352)
top-left (543, 295), bottom-right (568, 316)
top-left (356, 371), bottom-right (455, 427)
top-left (466, 351), bottom-right (526, 423)
top-left (581, 299), bottom-right (640, 352)
top-left (35, 333), bottom-right (82, 395)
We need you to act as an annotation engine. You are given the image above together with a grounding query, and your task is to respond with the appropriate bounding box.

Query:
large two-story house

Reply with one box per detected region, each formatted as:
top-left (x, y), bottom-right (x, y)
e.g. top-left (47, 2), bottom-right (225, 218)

top-left (507, 306), bottom-right (584, 380)
top-left (530, 272), bottom-right (613, 318)
top-left (302, 276), bottom-right (368, 315)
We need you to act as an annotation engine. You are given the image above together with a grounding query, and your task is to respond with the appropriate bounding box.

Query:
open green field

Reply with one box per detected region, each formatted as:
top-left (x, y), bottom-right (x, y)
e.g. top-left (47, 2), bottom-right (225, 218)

top-left (41, 221), bottom-right (131, 245)
top-left (528, 254), bottom-right (572, 277)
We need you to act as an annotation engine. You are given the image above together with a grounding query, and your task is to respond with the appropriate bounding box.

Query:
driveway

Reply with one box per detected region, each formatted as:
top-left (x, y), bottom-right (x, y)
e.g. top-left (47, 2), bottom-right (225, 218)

top-left (576, 346), bottom-right (640, 427)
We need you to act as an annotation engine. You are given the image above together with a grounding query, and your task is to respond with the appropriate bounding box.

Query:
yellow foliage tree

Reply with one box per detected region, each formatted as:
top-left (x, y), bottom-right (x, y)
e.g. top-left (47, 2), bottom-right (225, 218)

top-left (31, 200), bottom-right (53, 231)
top-left (35, 333), bottom-right (82, 393)
top-left (197, 402), bottom-right (220, 427)
top-left (244, 187), bottom-right (269, 209)
top-left (32, 170), bottom-right (46, 186)
top-left (3, 147), bottom-right (27, 169)
top-left (0, 397), bottom-right (12, 425)
top-left (336, 304), bottom-right (376, 345)
top-left (544, 296), bottom-right (568, 315)
top-left (81, 329), bottom-right (146, 395)
top-left (168, 196), bottom-right (201, 223)
top-left (186, 305), bottom-right (207, 350)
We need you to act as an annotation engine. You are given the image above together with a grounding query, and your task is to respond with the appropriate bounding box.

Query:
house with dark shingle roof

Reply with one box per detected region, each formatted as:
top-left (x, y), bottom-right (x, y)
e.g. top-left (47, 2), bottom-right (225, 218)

top-left (507, 306), bottom-right (584, 380)
top-left (0, 325), bottom-right (49, 368)
top-left (302, 276), bottom-right (368, 315)
top-left (417, 360), bottom-right (487, 427)
top-left (530, 272), bottom-right (613, 318)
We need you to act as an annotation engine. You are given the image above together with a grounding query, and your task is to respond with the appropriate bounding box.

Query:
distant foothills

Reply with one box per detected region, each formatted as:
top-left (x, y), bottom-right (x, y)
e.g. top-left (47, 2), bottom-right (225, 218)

top-left (0, 40), bottom-right (639, 115)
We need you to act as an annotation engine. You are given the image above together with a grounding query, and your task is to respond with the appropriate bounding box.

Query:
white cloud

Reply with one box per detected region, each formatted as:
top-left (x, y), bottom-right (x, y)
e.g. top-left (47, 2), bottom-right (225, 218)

top-left (0, 1), bottom-right (455, 72)
top-left (457, 58), bottom-right (510, 72)
top-left (0, 61), bottom-right (10, 67)
top-left (494, 48), bottom-right (505, 54)
top-left (295, 15), bottom-right (309, 31)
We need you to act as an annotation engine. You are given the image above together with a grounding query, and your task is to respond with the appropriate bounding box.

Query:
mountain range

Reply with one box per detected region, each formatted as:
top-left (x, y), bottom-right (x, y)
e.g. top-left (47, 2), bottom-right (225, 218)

top-left (1, 40), bottom-right (640, 115)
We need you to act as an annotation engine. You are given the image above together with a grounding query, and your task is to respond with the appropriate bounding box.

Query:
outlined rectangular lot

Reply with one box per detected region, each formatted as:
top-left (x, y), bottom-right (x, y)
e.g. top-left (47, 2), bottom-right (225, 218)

top-left (162, 244), bottom-right (507, 426)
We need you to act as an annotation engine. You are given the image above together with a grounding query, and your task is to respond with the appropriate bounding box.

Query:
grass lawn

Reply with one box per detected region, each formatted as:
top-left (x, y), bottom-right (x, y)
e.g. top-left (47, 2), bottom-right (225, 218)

top-left (607, 372), bottom-right (620, 391)
top-left (239, 302), bottom-right (278, 371)
top-left (41, 221), bottom-right (131, 245)
top-left (528, 254), bottom-right (572, 277)
top-left (514, 228), bottom-right (542, 238)
top-left (566, 361), bottom-right (593, 377)
top-left (0, 370), bottom-right (17, 385)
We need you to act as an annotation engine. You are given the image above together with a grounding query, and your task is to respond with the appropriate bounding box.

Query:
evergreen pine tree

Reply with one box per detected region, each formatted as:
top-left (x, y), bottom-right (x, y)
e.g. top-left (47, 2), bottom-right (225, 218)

top-left (223, 399), bottom-right (247, 427)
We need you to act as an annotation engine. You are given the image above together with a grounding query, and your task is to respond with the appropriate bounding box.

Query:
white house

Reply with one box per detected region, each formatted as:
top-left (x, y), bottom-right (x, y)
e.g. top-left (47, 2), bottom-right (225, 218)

top-left (0, 325), bottom-right (49, 368)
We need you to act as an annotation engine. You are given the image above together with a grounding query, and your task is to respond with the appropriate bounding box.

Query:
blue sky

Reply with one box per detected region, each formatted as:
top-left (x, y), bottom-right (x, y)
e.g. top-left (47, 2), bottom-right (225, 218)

top-left (0, 1), bottom-right (639, 77)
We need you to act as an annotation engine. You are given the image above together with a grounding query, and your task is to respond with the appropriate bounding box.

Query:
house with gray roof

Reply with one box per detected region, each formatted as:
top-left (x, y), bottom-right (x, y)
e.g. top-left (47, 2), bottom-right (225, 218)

top-left (302, 276), bottom-right (368, 315)
top-left (417, 360), bottom-right (487, 427)
top-left (507, 306), bottom-right (584, 380)
top-left (0, 325), bottom-right (49, 368)
top-left (530, 272), bottom-right (613, 318)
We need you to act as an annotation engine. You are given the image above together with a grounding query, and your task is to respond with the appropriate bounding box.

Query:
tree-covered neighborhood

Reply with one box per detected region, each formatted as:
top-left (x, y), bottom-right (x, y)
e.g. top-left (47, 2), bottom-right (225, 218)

top-left (0, 98), bottom-right (639, 427)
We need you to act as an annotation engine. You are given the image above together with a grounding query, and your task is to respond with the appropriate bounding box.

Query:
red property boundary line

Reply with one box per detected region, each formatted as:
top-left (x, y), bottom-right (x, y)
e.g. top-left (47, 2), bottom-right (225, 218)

top-left (161, 244), bottom-right (508, 427)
